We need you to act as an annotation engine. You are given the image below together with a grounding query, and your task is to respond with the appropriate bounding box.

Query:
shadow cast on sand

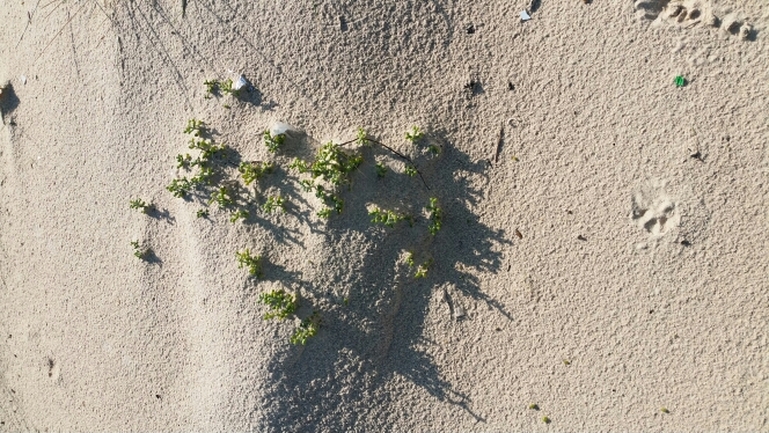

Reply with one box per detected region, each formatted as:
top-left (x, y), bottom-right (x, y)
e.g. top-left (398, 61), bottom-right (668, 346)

top-left (254, 132), bottom-right (508, 431)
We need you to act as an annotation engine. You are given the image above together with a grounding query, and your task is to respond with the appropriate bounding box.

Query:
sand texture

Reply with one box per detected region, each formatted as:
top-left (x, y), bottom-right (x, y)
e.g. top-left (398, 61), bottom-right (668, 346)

top-left (1, 0), bottom-right (767, 431)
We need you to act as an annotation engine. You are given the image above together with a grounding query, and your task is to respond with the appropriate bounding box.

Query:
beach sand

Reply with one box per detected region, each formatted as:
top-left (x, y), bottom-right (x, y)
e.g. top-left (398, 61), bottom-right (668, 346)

top-left (1, 0), bottom-right (767, 431)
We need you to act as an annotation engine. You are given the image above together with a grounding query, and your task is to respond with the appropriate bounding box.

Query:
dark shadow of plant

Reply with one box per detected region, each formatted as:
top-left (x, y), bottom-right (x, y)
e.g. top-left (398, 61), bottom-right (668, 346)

top-left (252, 129), bottom-right (509, 431)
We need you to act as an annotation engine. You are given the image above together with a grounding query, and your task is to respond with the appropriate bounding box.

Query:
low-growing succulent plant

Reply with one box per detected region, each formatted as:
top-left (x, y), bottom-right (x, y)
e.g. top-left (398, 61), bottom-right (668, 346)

top-left (236, 249), bottom-right (263, 278)
top-left (259, 289), bottom-right (297, 320)
top-left (290, 312), bottom-right (320, 345)
top-left (263, 130), bottom-right (286, 153)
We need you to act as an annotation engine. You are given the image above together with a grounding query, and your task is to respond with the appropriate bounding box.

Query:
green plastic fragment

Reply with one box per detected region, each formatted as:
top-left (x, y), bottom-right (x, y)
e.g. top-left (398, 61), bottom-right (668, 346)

top-left (674, 75), bottom-right (686, 87)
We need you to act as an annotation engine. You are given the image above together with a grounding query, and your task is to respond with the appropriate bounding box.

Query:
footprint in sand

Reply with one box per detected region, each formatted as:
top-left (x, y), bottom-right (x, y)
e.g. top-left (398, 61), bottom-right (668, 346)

top-left (631, 180), bottom-right (680, 239)
top-left (633, 0), bottom-right (755, 40)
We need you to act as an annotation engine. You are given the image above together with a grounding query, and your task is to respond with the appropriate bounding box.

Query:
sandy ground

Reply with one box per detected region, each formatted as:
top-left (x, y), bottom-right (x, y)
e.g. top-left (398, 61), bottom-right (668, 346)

top-left (0, 0), bottom-right (767, 431)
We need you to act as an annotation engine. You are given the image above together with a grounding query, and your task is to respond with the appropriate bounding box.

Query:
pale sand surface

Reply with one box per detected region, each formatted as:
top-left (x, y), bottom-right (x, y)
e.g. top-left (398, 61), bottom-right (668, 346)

top-left (0, 0), bottom-right (767, 431)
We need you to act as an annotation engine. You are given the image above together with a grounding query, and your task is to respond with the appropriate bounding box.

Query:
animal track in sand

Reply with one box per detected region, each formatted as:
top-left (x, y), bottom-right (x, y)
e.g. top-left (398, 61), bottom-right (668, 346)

top-left (631, 180), bottom-right (680, 238)
top-left (633, 0), bottom-right (755, 40)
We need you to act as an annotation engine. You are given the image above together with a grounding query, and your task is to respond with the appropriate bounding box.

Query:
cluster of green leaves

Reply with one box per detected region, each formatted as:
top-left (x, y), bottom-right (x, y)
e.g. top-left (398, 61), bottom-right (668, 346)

top-left (237, 249), bottom-right (263, 278)
top-left (290, 312), bottom-right (320, 345)
top-left (403, 165), bottom-right (418, 177)
top-left (238, 161), bottom-right (273, 186)
top-left (168, 119), bottom-right (230, 199)
top-left (369, 206), bottom-right (409, 228)
top-left (405, 252), bottom-right (432, 279)
top-left (129, 198), bottom-right (153, 214)
top-left (405, 126), bottom-right (423, 143)
top-left (376, 162), bottom-right (387, 177)
top-left (130, 240), bottom-right (152, 261)
top-left (291, 142), bottom-right (362, 218)
top-left (203, 78), bottom-right (234, 97)
top-left (263, 130), bottom-right (286, 153)
top-left (262, 195), bottom-right (285, 213)
top-left (427, 197), bottom-right (442, 235)
top-left (258, 289), bottom-right (298, 320)
top-left (210, 185), bottom-right (235, 208)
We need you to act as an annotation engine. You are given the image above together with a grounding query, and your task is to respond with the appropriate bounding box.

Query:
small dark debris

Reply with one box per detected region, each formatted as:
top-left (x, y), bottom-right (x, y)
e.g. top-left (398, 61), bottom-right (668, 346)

top-left (566, 210), bottom-right (573, 215)
top-left (515, 229), bottom-right (523, 239)
top-left (690, 151), bottom-right (703, 161)
top-left (577, 235), bottom-right (587, 241)
top-left (649, 309), bottom-right (654, 314)
top-left (466, 24), bottom-right (475, 34)
top-left (680, 240), bottom-right (691, 246)
top-left (495, 327), bottom-right (501, 332)
top-left (339, 16), bottom-right (348, 31)
top-left (507, 81), bottom-right (515, 91)
top-left (464, 80), bottom-right (479, 92)
top-left (156, 394), bottom-right (162, 399)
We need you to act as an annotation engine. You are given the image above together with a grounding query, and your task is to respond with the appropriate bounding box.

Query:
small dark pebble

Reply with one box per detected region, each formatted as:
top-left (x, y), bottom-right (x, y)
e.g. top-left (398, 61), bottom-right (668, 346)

top-left (508, 81), bottom-right (515, 91)
top-left (495, 327), bottom-right (501, 331)
top-left (156, 394), bottom-right (161, 399)
top-left (577, 235), bottom-right (587, 241)
top-left (680, 240), bottom-right (691, 246)
top-left (466, 24), bottom-right (475, 34)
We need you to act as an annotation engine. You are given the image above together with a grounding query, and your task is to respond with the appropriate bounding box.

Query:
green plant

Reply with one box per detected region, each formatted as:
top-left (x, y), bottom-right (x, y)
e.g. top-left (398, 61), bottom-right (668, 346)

top-left (130, 240), bottom-right (152, 261)
top-left (292, 142), bottom-right (363, 186)
top-left (258, 289), bottom-right (297, 320)
top-left (230, 209), bottom-right (249, 222)
top-left (674, 75), bottom-right (686, 88)
top-left (184, 118), bottom-right (205, 136)
top-left (405, 126), bottom-right (423, 143)
top-left (239, 161), bottom-right (273, 186)
top-left (542, 416), bottom-right (551, 424)
top-left (404, 165), bottom-right (417, 177)
top-left (317, 208), bottom-right (332, 219)
top-left (262, 195), bottom-right (285, 213)
top-left (355, 127), bottom-right (368, 146)
top-left (376, 162), bottom-right (387, 177)
top-left (129, 198), bottom-right (153, 213)
top-left (236, 249), bottom-right (263, 278)
top-left (427, 197), bottom-right (442, 235)
top-left (204, 78), bottom-right (234, 96)
top-left (263, 130), bottom-right (286, 153)
top-left (660, 407), bottom-right (670, 414)
top-left (196, 209), bottom-right (209, 218)
top-left (528, 403), bottom-right (540, 410)
top-left (290, 312), bottom-right (320, 345)
top-left (414, 259), bottom-right (432, 279)
top-left (405, 252), bottom-right (415, 267)
top-left (210, 186), bottom-right (235, 207)
top-left (167, 177), bottom-right (192, 198)
top-left (369, 206), bottom-right (407, 228)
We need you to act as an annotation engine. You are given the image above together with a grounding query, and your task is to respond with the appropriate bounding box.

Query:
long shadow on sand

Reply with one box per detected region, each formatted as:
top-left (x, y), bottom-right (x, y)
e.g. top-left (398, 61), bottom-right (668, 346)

top-left (254, 131), bottom-right (511, 432)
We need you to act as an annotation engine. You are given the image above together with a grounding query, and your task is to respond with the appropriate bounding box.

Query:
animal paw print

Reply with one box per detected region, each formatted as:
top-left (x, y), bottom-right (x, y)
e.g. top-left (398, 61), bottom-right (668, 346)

top-left (633, 0), bottom-right (755, 40)
top-left (631, 181), bottom-right (680, 238)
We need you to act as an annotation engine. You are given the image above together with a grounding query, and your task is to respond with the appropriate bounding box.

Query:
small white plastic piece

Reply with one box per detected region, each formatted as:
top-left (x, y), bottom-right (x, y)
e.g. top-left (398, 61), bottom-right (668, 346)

top-left (520, 10), bottom-right (531, 21)
top-left (232, 75), bottom-right (247, 91)
top-left (270, 122), bottom-right (295, 137)
top-left (19, 75), bottom-right (27, 85)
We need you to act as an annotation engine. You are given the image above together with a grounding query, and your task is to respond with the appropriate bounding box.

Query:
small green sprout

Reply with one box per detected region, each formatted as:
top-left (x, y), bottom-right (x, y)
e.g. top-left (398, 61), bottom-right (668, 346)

top-left (184, 118), bottom-right (204, 136)
top-left (210, 186), bottom-right (235, 207)
top-left (236, 249), bottom-right (263, 278)
top-left (258, 289), bottom-right (297, 320)
top-left (299, 179), bottom-right (314, 192)
top-left (674, 75), bottom-right (686, 88)
top-left (427, 197), bottom-right (442, 235)
top-left (196, 209), bottom-right (209, 218)
top-left (230, 209), bottom-right (249, 222)
top-left (317, 208), bottom-right (332, 219)
top-left (405, 126), bottom-right (423, 143)
top-left (262, 195), bottom-right (286, 214)
top-left (263, 130), bottom-right (286, 153)
top-left (562, 359), bottom-right (571, 365)
top-left (414, 259), bottom-right (432, 279)
top-left (176, 153), bottom-right (193, 169)
top-left (428, 144), bottom-right (441, 155)
top-left (405, 252), bottom-right (415, 267)
top-left (290, 312), bottom-right (320, 345)
top-left (404, 165), bottom-right (418, 177)
top-left (369, 206), bottom-right (406, 228)
top-left (528, 403), bottom-right (540, 410)
top-left (129, 198), bottom-right (153, 213)
top-left (355, 127), bottom-right (368, 146)
top-left (167, 177), bottom-right (192, 198)
top-left (542, 416), bottom-right (551, 424)
top-left (239, 161), bottom-right (273, 186)
top-left (376, 162), bottom-right (387, 177)
top-left (130, 240), bottom-right (152, 261)
top-left (660, 407), bottom-right (670, 414)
